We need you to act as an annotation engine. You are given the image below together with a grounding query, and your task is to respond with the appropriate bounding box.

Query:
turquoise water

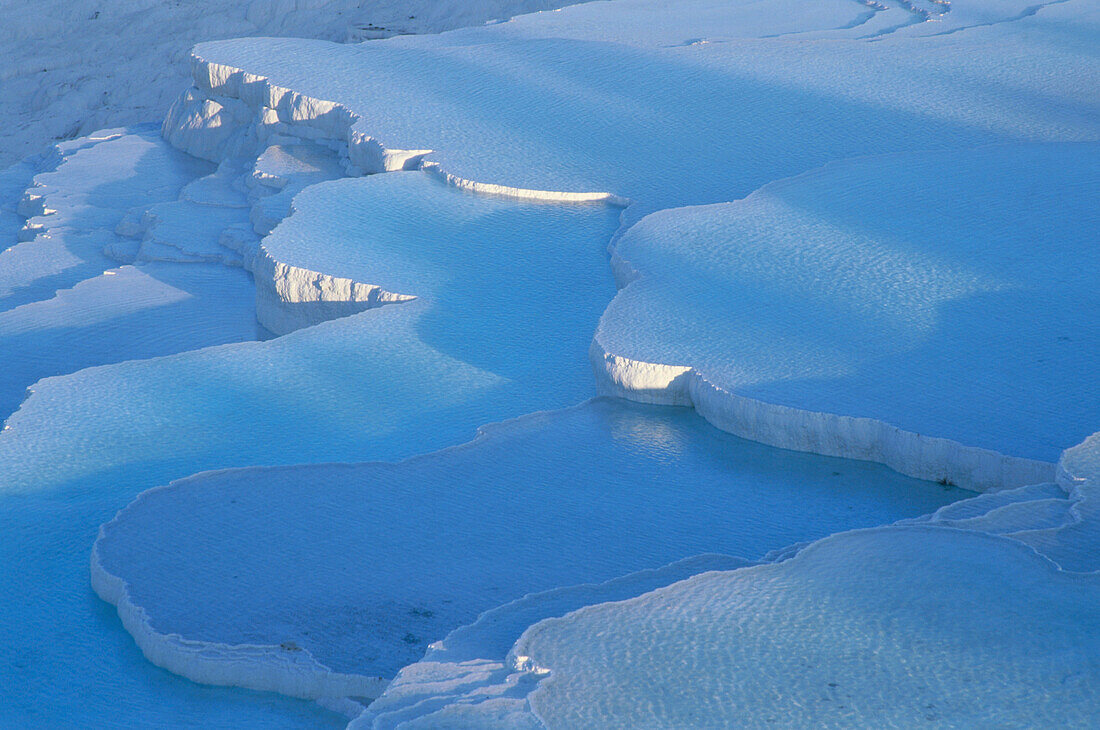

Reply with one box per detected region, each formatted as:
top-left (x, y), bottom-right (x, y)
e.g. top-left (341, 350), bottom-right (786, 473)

top-left (96, 398), bottom-right (971, 683)
top-left (0, 171), bottom-right (620, 726)
top-left (0, 152), bottom-right (972, 728)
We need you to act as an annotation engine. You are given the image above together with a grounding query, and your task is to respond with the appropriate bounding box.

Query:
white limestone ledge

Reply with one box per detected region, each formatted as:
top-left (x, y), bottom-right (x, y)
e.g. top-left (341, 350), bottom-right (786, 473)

top-left (590, 341), bottom-right (1053, 494)
top-left (252, 243), bottom-right (413, 336)
top-left (90, 514), bottom-right (389, 703)
top-left (163, 52), bottom-right (625, 205)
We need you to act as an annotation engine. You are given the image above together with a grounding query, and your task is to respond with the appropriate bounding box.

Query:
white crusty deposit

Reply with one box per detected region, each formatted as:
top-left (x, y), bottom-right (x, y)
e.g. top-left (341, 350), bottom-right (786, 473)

top-left (172, 0), bottom-right (1099, 224)
top-left (0, 0), bottom-right (1096, 726)
top-left (157, 0), bottom-right (1100, 488)
top-left (594, 143), bottom-right (1099, 490)
top-left (346, 427), bottom-right (1100, 728)
top-left (252, 171), bottom-right (619, 334)
top-left (91, 398), bottom-right (963, 710)
top-left (0, 0), bottom-right (592, 167)
top-left (500, 525), bottom-right (1100, 728)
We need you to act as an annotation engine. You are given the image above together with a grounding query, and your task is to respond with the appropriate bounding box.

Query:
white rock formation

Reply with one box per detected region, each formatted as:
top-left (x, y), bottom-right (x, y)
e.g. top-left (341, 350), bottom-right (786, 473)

top-left (91, 399), bottom-right (961, 708)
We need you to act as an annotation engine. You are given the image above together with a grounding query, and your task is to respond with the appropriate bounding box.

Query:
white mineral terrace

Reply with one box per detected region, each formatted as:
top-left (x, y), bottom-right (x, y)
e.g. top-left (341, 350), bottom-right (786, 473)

top-left (0, 0), bottom-right (1096, 726)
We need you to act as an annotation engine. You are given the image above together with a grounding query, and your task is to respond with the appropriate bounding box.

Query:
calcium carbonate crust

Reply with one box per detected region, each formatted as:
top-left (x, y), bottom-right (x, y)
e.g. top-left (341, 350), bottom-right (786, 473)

top-left (589, 339), bottom-right (1054, 493)
top-left (68, 4), bottom-right (1095, 724)
top-left (165, 53), bottom-right (627, 338)
top-left (163, 49), bottom-right (1065, 494)
top-left (89, 479), bottom-right (389, 711)
top-left (13, 2), bottom-right (1084, 727)
top-left (251, 239), bottom-right (414, 335)
top-left (170, 52), bottom-right (628, 204)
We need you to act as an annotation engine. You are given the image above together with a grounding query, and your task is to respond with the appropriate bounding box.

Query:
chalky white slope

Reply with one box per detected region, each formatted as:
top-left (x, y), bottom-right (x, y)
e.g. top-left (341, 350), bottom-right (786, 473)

top-left (0, 174), bottom-right (619, 725)
top-left (0, 0), bottom-right (1087, 725)
top-left (0, 123), bottom-right (295, 421)
top-left (0, 0), bottom-right (587, 167)
top-left (1, 11), bottom-right (608, 724)
top-left (0, 157), bottom-right (38, 256)
top-left (92, 399), bottom-right (963, 704)
top-left (178, 0), bottom-right (1098, 227)
top-left (0, 127), bottom-right (210, 311)
top-left (595, 142), bottom-right (1100, 490)
top-left (0, 262), bottom-right (257, 420)
top-left (0, 128), bottom-right (356, 726)
top-left (0, 172), bottom-right (618, 494)
top-left (168, 0), bottom-right (1100, 488)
